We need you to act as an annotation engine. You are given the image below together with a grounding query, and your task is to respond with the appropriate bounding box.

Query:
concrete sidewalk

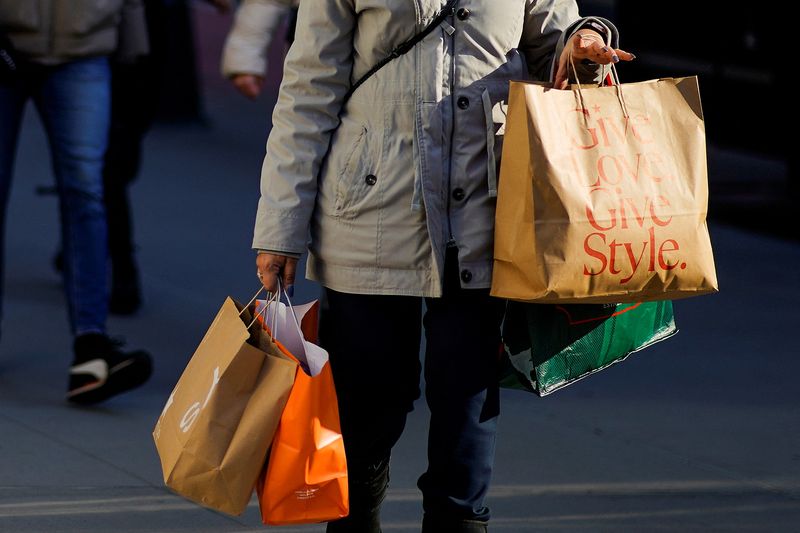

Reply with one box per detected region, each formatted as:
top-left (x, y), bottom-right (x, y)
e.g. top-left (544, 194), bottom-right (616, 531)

top-left (1, 7), bottom-right (799, 532)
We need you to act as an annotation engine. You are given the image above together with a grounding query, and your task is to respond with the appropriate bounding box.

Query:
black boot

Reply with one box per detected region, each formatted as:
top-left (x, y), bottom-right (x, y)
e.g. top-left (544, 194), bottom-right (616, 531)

top-left (327, 457), bottom-right (390, 533)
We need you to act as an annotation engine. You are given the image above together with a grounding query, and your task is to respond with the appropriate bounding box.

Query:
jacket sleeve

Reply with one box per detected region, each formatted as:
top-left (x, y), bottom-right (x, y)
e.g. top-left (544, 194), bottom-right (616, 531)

top-left (221, 0), bottom-right (293, 78)
top-left (252, 0), bottom-right (356, 254)
top-left (116, 0), bottom-right (150, 62)
top-left (520, 0), bottom-right (618, 83)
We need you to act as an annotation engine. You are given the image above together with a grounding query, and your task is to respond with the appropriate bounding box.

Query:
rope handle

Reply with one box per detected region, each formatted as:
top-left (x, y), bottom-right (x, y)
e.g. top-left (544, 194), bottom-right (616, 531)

top-left (568, 17), bottom-right (629, 118)
top-left (568, 53), bottom-right (629, 119)
top-left (239, 285), bottom-right (280, 331)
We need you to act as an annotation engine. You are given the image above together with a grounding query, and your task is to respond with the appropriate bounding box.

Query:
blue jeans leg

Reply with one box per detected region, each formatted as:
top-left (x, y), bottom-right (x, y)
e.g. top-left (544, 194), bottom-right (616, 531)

top-left (33, 57), bottom-right (111, 335)
top-left (0, 78), bottom-right (29, 338)
top-left (419, 248), bottom-right (506, 526)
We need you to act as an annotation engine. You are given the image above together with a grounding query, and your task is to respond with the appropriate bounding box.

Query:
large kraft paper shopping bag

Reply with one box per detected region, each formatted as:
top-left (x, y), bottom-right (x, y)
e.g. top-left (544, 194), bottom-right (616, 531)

top-left (492, 77), bottom-right (718, 303)
top-left (153, 297), bottom-right (297, 515)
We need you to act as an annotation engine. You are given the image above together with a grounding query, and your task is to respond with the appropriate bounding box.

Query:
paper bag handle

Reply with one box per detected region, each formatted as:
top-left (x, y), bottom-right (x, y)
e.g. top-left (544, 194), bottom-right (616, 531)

top-left (568, 53), bottom-right (629, 118)
top-left (239, 285), bottom-right (280, 331)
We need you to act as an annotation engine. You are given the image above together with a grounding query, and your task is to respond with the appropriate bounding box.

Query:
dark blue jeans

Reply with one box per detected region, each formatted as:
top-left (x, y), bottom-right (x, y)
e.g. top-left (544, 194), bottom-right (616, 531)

top-left (0, 57), bottom-right (111, 336)
top-left (320, 248), bottom-right (505, 530)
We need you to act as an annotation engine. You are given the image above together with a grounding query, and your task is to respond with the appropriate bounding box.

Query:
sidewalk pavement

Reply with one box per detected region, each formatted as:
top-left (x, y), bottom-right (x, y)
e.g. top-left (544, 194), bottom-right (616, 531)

top-left (1, 7), bottom-right (799, 532)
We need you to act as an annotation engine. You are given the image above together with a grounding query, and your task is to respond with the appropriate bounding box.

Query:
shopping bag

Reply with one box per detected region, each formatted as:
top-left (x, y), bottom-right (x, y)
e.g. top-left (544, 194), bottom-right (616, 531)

top-left (152, 294), bottom-right (297, 515)
top-left (500, 300), bottom-right (677, 396)
top-left (255, 294), bottom-right (349, 525)
top-left (492, 72), bottom-right (718, 303)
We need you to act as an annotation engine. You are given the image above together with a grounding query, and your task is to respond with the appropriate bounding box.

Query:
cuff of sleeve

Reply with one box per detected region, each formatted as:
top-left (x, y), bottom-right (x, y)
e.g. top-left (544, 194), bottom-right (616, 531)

top-left (221, 40), bottom-right (268, 78)
top-left (252, 198), bottom-right (309, 256)
top-left (256, 249), bottom-right (302, 259)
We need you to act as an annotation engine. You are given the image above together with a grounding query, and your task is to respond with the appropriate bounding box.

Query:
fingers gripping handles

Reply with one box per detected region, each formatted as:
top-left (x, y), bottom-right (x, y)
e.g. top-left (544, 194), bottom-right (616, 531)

top-left (239, 281), bottom-right (306, 354)
top-left (568, 18), bottom-right (629, 120)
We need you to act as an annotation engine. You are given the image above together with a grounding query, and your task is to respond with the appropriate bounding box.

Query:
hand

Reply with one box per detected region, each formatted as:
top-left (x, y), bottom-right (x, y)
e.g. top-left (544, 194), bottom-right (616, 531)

top-left (231, 74), bottom-right (264, 100)
top-left (554, 30), bottom-right (635, 90)
top-left (257, 253), bottom-right (298, 295)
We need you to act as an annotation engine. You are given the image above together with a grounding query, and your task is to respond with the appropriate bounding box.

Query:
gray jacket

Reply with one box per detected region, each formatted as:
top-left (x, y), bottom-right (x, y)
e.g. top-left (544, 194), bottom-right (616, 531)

top-left (0, 0), bottom-right (148, 64)
top-left (253, 0), bottom-right (618, 297)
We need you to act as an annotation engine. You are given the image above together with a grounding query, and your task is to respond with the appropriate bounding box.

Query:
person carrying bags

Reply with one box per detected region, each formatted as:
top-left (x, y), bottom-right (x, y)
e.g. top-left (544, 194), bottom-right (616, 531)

top-left (253, 1), bottom-right (632, 531)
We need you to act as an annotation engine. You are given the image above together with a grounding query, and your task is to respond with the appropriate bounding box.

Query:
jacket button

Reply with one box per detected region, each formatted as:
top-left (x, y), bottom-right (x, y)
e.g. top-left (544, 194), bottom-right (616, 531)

top-left (452, 188), bottom-right (465, 201)
top-left (456, 8), bottom-right (471, 20)
top-left (457, 96), bottom-right (470, 110)
top-left (460, 269), bottom-right (473, 283)
top-left (365, 174), bottom-right (377, 186)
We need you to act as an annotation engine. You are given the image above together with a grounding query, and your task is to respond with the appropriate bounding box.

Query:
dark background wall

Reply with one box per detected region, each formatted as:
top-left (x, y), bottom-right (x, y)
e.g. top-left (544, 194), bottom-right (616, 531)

top-left (579, 0), bottom-right (794, 237)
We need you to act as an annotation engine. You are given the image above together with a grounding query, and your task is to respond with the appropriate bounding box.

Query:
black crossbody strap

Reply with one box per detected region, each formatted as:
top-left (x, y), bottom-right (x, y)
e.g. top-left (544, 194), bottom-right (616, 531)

top-left (342, 0), bottom-right (458, 104)
top-left (0, 32), bottom-right (19, 73)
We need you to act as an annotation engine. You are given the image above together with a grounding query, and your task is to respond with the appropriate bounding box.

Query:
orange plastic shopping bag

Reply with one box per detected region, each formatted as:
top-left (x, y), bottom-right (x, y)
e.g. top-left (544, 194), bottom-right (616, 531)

top-left (254, 293), bottom-right (349, 525)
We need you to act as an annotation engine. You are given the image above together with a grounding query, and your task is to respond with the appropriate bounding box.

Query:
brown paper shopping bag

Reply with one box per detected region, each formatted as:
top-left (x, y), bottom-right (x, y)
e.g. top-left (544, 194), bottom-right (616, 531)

top-left (492, 74), bottom-right (718, 303)
top-left (152, 295), bottom-right (297, 515)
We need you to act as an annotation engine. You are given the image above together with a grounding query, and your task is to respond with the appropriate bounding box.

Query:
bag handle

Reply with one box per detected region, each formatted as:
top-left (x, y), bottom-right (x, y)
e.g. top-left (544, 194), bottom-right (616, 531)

top-left (568, 17), bottom-right (628, 118)
top-left (342, 0), bottom-right (458, 105)
top-left (240, 286), bottom-right (281, 331)
top-left (278, 281), bottom-right (306, 346)
top-left (240, 279), bottom-right (304, 347)
top-left (265, 280), bottom-right (314, 373)
top-left (568, 53), bottom-right (629, 119)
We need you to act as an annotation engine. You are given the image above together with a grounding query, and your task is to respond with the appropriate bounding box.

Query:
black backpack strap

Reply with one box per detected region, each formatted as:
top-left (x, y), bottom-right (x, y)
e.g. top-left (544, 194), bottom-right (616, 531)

top-left (342, 0), bottom-right (458, 104)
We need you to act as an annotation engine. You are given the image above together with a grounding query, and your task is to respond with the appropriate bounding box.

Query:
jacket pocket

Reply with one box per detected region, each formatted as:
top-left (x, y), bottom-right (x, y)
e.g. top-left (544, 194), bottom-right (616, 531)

top-left (0, 2), bottom-right (40, 32)
top-left (334, 124), bottom-right (372, 217)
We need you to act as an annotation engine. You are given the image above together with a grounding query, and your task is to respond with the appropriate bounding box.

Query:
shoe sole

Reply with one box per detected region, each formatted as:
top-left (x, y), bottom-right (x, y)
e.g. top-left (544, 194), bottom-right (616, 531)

top-left (68, 357), bottom-right (152, 405)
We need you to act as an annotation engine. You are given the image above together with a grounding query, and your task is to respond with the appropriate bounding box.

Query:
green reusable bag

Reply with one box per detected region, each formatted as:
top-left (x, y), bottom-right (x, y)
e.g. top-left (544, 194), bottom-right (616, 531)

top-left (500, 301), bottom-right (677, 396)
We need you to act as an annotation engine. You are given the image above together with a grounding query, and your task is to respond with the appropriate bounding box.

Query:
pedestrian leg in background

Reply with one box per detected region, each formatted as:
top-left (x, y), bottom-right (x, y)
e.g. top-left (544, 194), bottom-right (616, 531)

top-left (35, 58), bottom-right (110, 335)
top-left (52, 1), bottom-right (163, 313)
top-left (320, 289), bottom-right (423, 533)
top-left (419, 247), bottom-right (506, 533)
top-left (103, 57), bottom-right (158, 314)
top-left (32, 57), bottom-right (152, 404)
top-left (0, 76), bottom-right (30, 341)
